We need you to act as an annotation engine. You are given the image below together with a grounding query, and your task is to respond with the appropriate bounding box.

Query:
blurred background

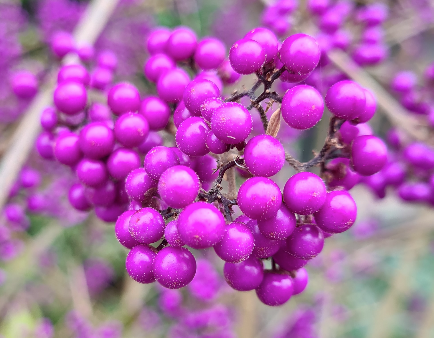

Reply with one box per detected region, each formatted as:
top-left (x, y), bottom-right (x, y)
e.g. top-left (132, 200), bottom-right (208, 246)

top-left (1, 0), bottom-right (434, 337)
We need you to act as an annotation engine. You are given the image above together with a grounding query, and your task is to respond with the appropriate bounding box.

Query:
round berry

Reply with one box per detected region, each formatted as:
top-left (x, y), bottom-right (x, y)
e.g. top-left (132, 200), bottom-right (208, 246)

top-left (115, 210), bottom-right (140, 249)
top-left (283, 172), bottom-right (327, 215)
top-left (144, 53), bottom-right (175, 82)
top-left (107, 83), bottom-right (141, 116)
top-left (200, 97), bottom-right (223, 122)
top-left (273, 247), bottom-right (308, 272)
top-left (194, 38), bottom-right (226, 70)
top-left (248, 220), bottom-right (281, 259)
top-left (107, 148), bottom-right (141, 180)
top-left (158, 165), bottom-right (200, 209)
top-left (351, 135), bottom-right (387, 176)
top-left (164, 220), bottom-right (185, 247)
top-left (292, 268), bottom-right (309, 295)
top-left (54, 81), bottom-right (87, 115)
top-left (147, 28), bottom-right (171, 55)
top-left (54, 132), bottom-right (82, 166)
top-left (129, 208), bottom-right (165, 244)
top-left (244, 135), bottom-right (285, 177)
top-left (214, 223), bottom-right (254, 263)
top-left (256, 272), bottom-right (294, 306)
top-left (279, 34), bottom-right (320, 74)
top-left (183, 79), bottom-right (220, 116)
top-left (281, 85), bottom-right (324, 130)
top-left (139, 96), bottom-right (171, 131)
top-left (257, 204), bottom-right (296, 240)
top-left (40, 107), bottom-right (57, 131)
top-left (356, 88), bottom-right (376, 123)
top-left (177, 202), bottom-right (226, 249)
top-left (154, 247), bottom-right (196, 289)
top-left (157, 68), bottom-right (190, 103)
top-left (11, 71), bottom-right (38, 99)
top-left (138, 131), bottom-right (164, 155)
top-left (88, 103), bottom-right (111, 122)
top-left (79, 122), bottom-right (115, 159)
top-left (97, 50), bottom-right (117, 71)
top-left (126, 245), bottom-right (156, 283)
top-left (165, 27), bottom-right (197, 61)
top-left (314, 191), bottom-right (357, 233)
top-left (194, 155), bottom-right (219, 182)
top-left (223, 256), bottom-right (264, 291)
top-left (325, 80), bottom-right (366, 120)
top-left (125, 168), bottom-right (157, 203)
top-left (218, 60), bottom-right (241, 84)
top-left (50, 31), bottom-right (75, 58)
top-left (68, 183), bottom-right (92, 212)
top-left (176, 117), bottom-right (210, 156)
top-left (211, 102), bottom-right (252, 145)
top-left (244, 27), bottom-right (278, 63)
top-left (95, 204), bottom-right (126, 222)
top-left (57, 64), bottom-right (90, 85)
top-left (238, 177), bottom-right (282, 220)
top-left (114, 113), bottom-right (149, 148)
top-left (206, 131), bottom-right (228, 154)
top-left (229, 39), bottom-right (266, 75)
top-left (286, 223), bottom-right (324, 259)
top-left (144, 146), bottom-right (179, 180)
top-left (85, 180), bottom-right (116, 207)
top-left (76, 158), bottom-right (108, 187)
top-left (90, 67), bottom-right (113, 91)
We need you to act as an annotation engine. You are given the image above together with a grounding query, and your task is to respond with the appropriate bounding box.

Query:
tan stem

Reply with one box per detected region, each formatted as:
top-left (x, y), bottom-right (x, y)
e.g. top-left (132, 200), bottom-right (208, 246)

top-left (0, 0), bottom-right (120, 209)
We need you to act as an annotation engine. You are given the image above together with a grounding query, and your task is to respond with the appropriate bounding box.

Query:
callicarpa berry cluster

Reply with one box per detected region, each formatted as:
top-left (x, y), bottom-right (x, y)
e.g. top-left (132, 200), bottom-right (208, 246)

top-left (36, 23), bottom-right (388, 307)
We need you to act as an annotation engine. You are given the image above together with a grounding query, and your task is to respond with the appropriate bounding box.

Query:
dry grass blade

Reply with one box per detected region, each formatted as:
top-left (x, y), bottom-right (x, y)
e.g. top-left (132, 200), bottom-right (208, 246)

top-left (266, 108), bottom-right (281, 138)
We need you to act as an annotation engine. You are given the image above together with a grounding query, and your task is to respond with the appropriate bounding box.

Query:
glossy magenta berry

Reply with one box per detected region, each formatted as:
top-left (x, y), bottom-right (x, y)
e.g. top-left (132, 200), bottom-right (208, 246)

top-left (90, 67), bottom-right (113, 91)
top-left (238, 177), bottom-right (282, 220)
top-left (147, 27), bottom-right (171, 55)
top-left (107, 83), bottom-right (141, 116)
top-left (138, 131), bottom-right (164, 155)
top-left (157, 68), bottom-right (190, 103)
top-left (139, 96), bottom-right (171, 131)
top-left (218, 60), bottom-right (241, 84)
top-left (256, 272), bottom-right (294, 306)
top-left (292, 267), bottom-right (309, 295)
top-left (158, 165), bottom-right (200, 209)
top-left (54, 132), bottom-right (82, 166)
top-left (176, 117), bottom-right (210, 156)
top-left (244, 27), bottom-right (278, 63)
top-left (97, 50), bottom-right (118, 71)
top-left (125, 168), bottom-right (157, 203)
top-left (165, 27), bottom-right (197, 61)
top-left (76, 158), bottom-right (108, 187)
top-left (114, 113), bottom-right (149, 148)
top-left (164, 220), bottom-right (185, 247)
top-left (194, 38), bottom-right (226, 70)
top-left (248, 221), bottom-right (281, 259)
top-left (125, 245), bottom-right (157, 283)
top-left (244, 135), bottom-right (285, 177)
top-left (351, 135), bottom-right (387, 176)
top-left (144, 53), bottom-right (175, 82)
top-left (200, 97), bottom-right (222, 122)
top-left (314, 191), bottom-right (357, 233)
top-left (211, 102), bottom-right (252, 145)
top-left (325, 80), bottom-right (366, 120)
top-left (280, 34), bottom-right (320, 74)
top-left (229, 39), bottom-right (266, 75)
top-left (283, 172), bottom-right (327, 215)
top-left (68, 183), bottom-right (92, 212)
top-left (11, 71), bottom-right (38, 99)
top-left (115, 210), bottom-right (140, 249)
top-left (223, 256), bottom-right (264, 291)
top-left (281, 85), bottom-right (324, 130)
top-left (356, 88), bottom-right (376, 123)
top-left (79, 122), bottom-right (115, 159)
top-left (183, 79), bottom-right (220, 116)
top-left (54, 81), bottom-right (87, 115)
top-left (57, 64), bottom-right (90, 85)
top-left (286, 223), bottom-right (324, 259)
top-left (40, 107), bottom-right (58, 131)
top-left (107, 148), bottom-right (141, 180)
top-left (129, 208), bottom-right (165, 244)
top-left (273, 247), bottom-right (308, 272)
top-left (214, 223), bottom-right (254, 263)
top-left (154, 247), bottom-right (196, 289)
top-left (85, 180), bottom-right (116, 207)
top-left (177, 202), bottom-right (226, 249)
top-left (257, 204), bottom-right (296, 240)
top-left (144, 146), bottom-right (180, 180)
top-left (50, 31), bottom-right (75, 58)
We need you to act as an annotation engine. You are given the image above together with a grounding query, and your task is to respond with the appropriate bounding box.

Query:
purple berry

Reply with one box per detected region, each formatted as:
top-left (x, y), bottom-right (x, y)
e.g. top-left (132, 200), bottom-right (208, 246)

top-left (248, 220), bottom-right (281, 259)
top-left (356, 88), bottom-right (376, 123)
top-left (54, 132), bottom-right (82, 166)
top-left (200, 97), bottom-right (222, 122)
top-left (126, 245), bottom-right (156, 283)
top-left (154, 247), bottom-right (196, 289)
top-left (273, 247), bottom-right (308, 271)
top-left (257, 204), bottom-right (296, 240)
top-left (244, 135), bottom-right (285, 177)
top-left (76, 158), bottom-right (108, 187)
top-left (194, 38), bottom-right (226, 70)
top-left (79, 122), bottom-right (115, 159)
top-left (223, 256), bottom-right (264, 291)
top-left (214, 223), bottom-right (254, 263)
top-left (88, 103), bottom-right (111, 122)
top-left (164, 220), bottom-right (185, 247)
top-left (11, 71), bottom-right (38, 99)
top-left (229, 39), bottom-right (265, 75)
top-left (283, 172), bottom-right (327, 215)
top-left (50, 31), bottom-right (75, 58)
top-left (54, 81), bottom-right (87, 115)
top-left (125, 168), bottom-right (157, 203)
top-left (256, 272), bottom-right (294, 306)
top-left (244, 27), bottom-right (278, 63)
top-left (286, 223), bottom-right (324, 259)
top-left (327, 158), bottom-right (360, 190)
top-left (218, 60), bottom-right (241, 84)
top-left (115, 210), bottom-right (140, 249)
top-left (157, 68), bottom-right (190, 103)
top-left (177, 202), bottom-right (226, 249)
top-left (325, 80), bottom-right (366, 120)
top-left (40, 107), bottom-right (58, 131)
top-left (158, 165), bottom-right (200, 208)
top-left (292, 268), bottom-right (309, 295)
top-left (281, 85), bottom-right (324, 130)
top-left (85, 180), bottom-right (116, 207)
top-left (279, 34), bottom-right (320, 74)
top-left (144, 53), bottom-right (175, 82)
top-left (107, 83), bottom-right (141, 116)
top-left (90, 67), bottom-right (113, 91)
top-left (314, 191), bottom-right (357, 233)
top-left (176, 117), bottom-right (210, 156)
top-left (68, 184), bottom-right (92, 212)
top-left (183, 79), bottom-right (220, 116)
top-left (139, 96), bottom-right (171, 131)
top-left (351, 135), bottom-right (387, 176)
top-left (194, 155), bottom-right (219, 182)
top-left (206, 131), bottom-right (228, 154)
top-left (165, 27), bottom-right (197, 61)
top-left (95, 204), bottom-right (126, 222)
top-left (129, 208), bottom-right (165, 244)
top-left (138, 131), bottom-right (164, 155)
top-left (144, 146), bottom-right (180, 181)
top-left (114, 113), bottom-right (149, 148)
top-left (97, 50), bottom-right (117, 71)
top-left (107, 148), bottom-right (141, 180)
top-left (238, 177), bottom-right (282, 220)
top-left (147, 28), bottom-right (171, 55)
top-left (211, 102), bottom-right (252, 145)
top-left (57, 64), bottom-right (90, 85)
top-left (36, 132), bottom-right (55, 159)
